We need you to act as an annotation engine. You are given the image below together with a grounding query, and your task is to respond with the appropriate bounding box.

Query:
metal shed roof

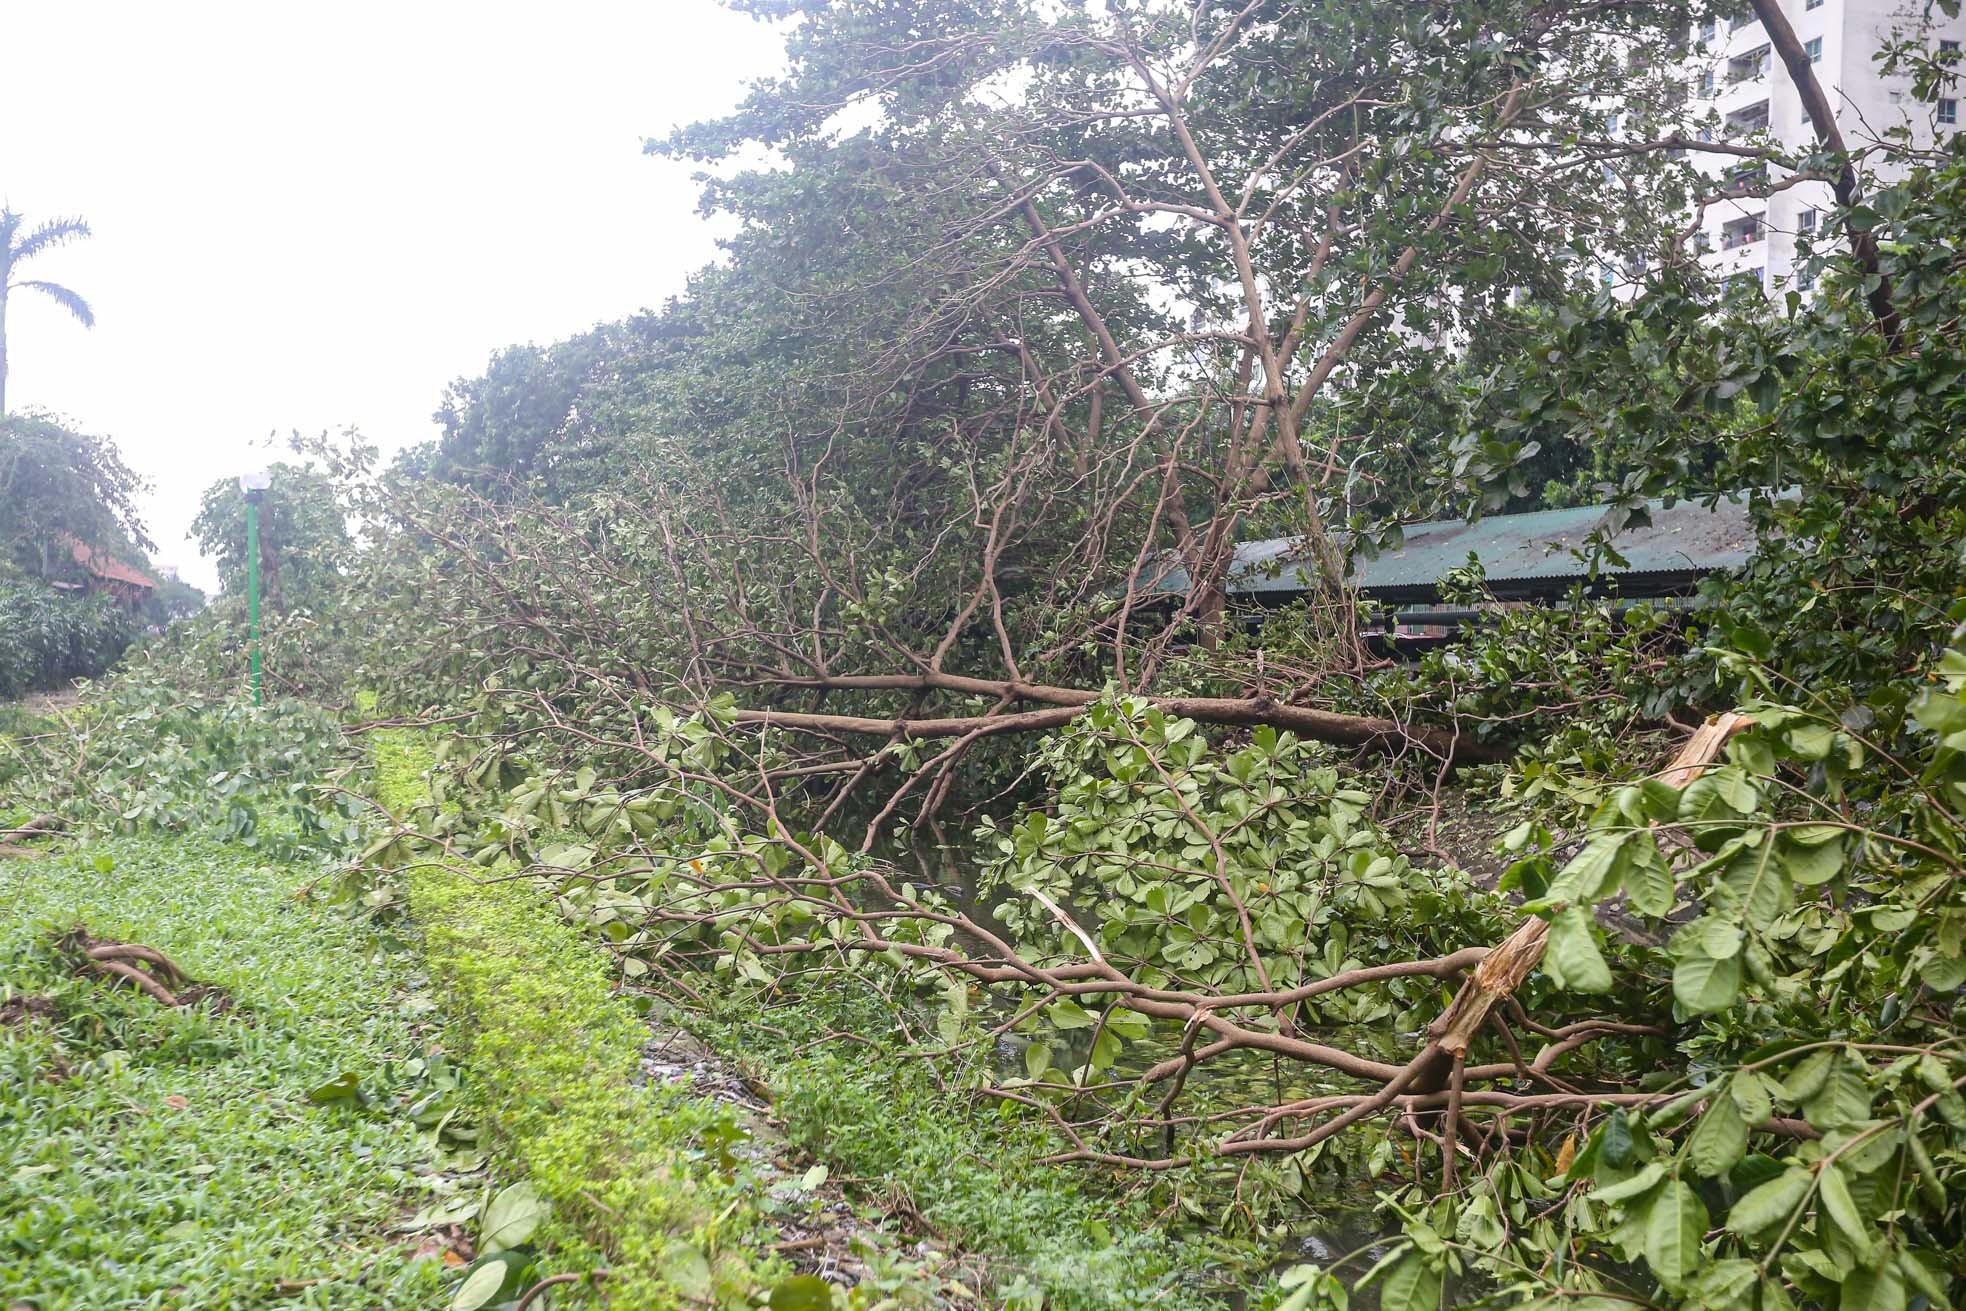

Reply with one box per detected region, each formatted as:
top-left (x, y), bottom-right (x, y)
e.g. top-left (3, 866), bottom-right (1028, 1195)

top-left (1147, 495), bottom-right (1760, 605)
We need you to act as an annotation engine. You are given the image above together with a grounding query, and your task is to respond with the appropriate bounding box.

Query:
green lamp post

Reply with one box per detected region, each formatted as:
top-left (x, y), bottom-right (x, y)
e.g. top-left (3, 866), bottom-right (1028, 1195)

top-left (239, 470), bottom-right (270, 706)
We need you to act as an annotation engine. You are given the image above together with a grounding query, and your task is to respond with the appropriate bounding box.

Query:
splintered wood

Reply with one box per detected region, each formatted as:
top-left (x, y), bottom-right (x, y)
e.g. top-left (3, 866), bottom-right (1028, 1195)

top-left (1424, 712), bottom-right (1753, 1064)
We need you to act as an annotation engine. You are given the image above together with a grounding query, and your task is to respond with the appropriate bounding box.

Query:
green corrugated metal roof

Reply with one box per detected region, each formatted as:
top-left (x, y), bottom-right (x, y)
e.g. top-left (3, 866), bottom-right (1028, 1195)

top-left (1146, 495), bottom-right (1761, 602)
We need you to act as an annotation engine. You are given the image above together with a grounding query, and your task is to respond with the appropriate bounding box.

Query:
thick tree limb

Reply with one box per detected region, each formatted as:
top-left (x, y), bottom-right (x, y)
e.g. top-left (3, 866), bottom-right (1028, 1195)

top-left (1748, 0), bottom-right (1903, 349)
top-left (731, 688), bottom-right (1499, 764)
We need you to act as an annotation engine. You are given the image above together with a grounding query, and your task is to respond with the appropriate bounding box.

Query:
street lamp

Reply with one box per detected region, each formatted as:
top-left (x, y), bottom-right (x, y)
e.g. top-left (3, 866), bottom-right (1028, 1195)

top-left (239, 471), bottom-right (270, 706)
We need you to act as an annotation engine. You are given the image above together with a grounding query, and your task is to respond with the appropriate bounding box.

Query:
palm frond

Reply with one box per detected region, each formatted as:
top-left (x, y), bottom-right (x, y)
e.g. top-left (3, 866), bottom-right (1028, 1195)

top-left (11, 216), bottom-right (92, 263)
top-left (14, 279), bottom-right (96, 327)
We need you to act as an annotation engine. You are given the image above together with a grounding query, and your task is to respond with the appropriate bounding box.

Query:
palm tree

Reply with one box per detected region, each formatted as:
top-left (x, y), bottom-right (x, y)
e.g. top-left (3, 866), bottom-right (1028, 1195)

top-left (0, 209), bottom-right (95, 414)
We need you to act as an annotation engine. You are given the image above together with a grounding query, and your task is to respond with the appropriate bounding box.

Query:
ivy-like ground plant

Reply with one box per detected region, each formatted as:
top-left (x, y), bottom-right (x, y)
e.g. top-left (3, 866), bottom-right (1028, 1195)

top-left (0, 834), bottom-right (453, 1309)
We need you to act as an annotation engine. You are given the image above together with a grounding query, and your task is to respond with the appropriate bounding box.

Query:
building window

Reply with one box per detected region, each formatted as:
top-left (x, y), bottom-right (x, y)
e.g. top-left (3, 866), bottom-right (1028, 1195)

top-left (1727, 160), bottom-right (1770, 189)
top-left (1805, 37), bottom-right (1823, 63)
top-left (1726, 99), bottom-right (1771, 134)
top-left (1722, 213), bottom-right (1766, 249)
top-left (1806, 0), bottom-right (1823, 8)
top-left (1703, 18), bottom-right (1719, 41)
top-left (1796, 265), bottom-right (1816, 292)
top-left (1797, 207), bottom-right (1818, 235)
top-left (1730, 268), bottom-right (1765, 294)
top-left (1941, 40), bottom-right (1961, 64)
top-left (1730, 13), bottom-right (1756, 32)
top-left (1701, 68), bottom-right (1717, 96)
top-left (1730, 44), bottom-right (1773, 81)
top-left (1942, 98), bottom-right (1960, 125)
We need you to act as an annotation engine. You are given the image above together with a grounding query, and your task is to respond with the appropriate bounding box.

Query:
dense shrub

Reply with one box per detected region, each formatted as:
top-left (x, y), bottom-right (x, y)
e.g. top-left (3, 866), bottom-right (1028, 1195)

top-left (0, 583), bottom-right (133, 698)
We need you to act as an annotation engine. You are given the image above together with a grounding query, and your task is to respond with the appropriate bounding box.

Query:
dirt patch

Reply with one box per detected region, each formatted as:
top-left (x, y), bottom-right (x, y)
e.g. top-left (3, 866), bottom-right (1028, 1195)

top-left (15, 689), bottom-right (81, 717)
top-left (0, 996), bottom-right (61, 1027)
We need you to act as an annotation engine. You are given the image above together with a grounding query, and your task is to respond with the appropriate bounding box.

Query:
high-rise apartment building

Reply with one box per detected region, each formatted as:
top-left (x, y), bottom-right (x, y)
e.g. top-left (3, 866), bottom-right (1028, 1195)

top-left (1686, 1), bottom-right (1963, 294)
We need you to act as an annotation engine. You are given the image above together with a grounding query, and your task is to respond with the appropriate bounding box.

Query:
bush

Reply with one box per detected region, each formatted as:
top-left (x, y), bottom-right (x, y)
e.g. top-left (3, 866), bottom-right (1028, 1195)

top-left (0, 584), bottom-right (134, 698)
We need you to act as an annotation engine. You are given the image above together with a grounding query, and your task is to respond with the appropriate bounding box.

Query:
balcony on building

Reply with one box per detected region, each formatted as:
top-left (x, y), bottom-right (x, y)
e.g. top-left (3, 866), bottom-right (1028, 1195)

top-left (1729, 44), bottom-right (1772, 83)
top-left (1725, 99), bottom-right (1771, 135)
top-left (1725, 158), bottom-right (1771, 190)
top-left (1721, 213), bottom-right (1765, 250)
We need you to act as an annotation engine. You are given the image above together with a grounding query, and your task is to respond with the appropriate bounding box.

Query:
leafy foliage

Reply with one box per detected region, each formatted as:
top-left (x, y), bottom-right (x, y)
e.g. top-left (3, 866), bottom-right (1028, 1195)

top-left (0, 662), bottom-right (361, 858)
top-left (0, 583), bottom-right (133, 698)
top-left (0, 413), bottom-right (152, 577)
top-left (190, 458), bottom-right (353, 612)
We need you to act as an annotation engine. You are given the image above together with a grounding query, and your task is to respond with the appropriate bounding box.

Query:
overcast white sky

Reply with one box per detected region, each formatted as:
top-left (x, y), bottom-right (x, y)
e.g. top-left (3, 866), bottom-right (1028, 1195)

top-left (2, 2), bottom-right (787, 591)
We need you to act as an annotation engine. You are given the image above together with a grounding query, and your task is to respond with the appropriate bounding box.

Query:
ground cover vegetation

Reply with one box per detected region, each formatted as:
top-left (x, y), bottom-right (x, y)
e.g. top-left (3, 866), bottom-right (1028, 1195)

top-left (10, 0), bottom-right (1966, 1306)
top-left (0, 827), bottom-right (468, 1309)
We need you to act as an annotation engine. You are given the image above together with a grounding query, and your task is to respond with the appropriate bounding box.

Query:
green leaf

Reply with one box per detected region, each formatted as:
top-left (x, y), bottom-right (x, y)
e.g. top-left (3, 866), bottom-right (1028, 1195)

top-left (1549, 833), bottom-right (1633, 902)
top-left (1730, 1071), bottom-right (1773, 1124)
top-left (1687, 1258), bottom-right (1759, 1310)
top-left (1023, 1040), bottom-right (1053, 1080)
top-left (1817, 1162), bottom-right (1869, 1245)
top-left (1600, 1109), bottom-right (1637, 1168)
top-left (1684, 1094), bottom-right (1748, 1177)
top-left (769, 1274), bottom-right (839, 1311)
top-left (1841, 1260), bottom-right (1906, 1311)
top-left (1047, 999), bottom-right (1096, 1029)
top-left (1898, 1247), bottom-right (1953, 1311)
top-left (1644, 1178), bottom-right (1709, 1291)
top-left (305, 1071), bottom-right (362, 1105)
top-left (1545, 906), bottom-right (1613, 993)
top-left (481, 1181), bottom-right (545, 1252)
top-left (1591, 1160), bottom-right (1667, 1204)
top-left (1787, 723), bottom-right (1837, 760)
top-left (1673, 948), bottom-right (1742, 1013)
top-left (1781, 1049), bottom-right (1836, 1103)
top-left (1804, 1058), bottom-right (1872, 1131)
top-left (1728, 1167), bottom-right (1811, 1234)
top-left (449, 1261), bottom-right (508, 1311)
top-left (1779, 830), bottom-right (1844, 886)
top-left (1376, 1254), bottom-right (1442, 1311)
top-left (1625, 843), bottom-right (1675, 917)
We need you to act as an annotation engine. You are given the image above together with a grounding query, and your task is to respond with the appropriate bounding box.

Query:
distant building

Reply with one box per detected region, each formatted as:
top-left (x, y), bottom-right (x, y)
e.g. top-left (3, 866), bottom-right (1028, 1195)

top-left (1683, 1), bottom-right (1964, 295)
top-left (1137, 496), bottom-right (1766, 652)
top-left (58, 536), bottom-right (158, 610)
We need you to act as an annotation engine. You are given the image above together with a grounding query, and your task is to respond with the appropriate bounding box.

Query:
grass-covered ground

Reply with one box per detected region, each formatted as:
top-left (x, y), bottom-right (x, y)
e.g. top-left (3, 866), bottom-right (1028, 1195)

top-left (0, 834), bottom-right (457, 1310)
top-left (371, 727), bottom-right (773, 1307)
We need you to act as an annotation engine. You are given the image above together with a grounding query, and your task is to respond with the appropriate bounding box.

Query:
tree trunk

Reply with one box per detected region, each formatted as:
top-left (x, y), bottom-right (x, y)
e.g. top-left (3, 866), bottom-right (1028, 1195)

top-left (1, 281), bottom-right (11, 414)
top-left (1748, 0), bottom-right (1903, 349)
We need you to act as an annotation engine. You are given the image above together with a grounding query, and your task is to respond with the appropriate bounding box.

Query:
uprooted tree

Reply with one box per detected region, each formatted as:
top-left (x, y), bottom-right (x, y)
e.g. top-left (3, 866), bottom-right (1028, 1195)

top-left (230, 0), bottom-right (1966, 1305)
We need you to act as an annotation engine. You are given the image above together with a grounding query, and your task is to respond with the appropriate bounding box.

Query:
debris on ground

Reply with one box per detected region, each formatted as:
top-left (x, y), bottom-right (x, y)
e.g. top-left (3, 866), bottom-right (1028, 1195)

top-left (56, 926), bottom-right (231, 1010)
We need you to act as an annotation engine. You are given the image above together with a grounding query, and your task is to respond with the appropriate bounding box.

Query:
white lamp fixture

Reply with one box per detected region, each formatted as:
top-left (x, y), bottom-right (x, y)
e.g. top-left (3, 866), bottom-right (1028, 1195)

top-left (238, 470), bottom-right (271, 494)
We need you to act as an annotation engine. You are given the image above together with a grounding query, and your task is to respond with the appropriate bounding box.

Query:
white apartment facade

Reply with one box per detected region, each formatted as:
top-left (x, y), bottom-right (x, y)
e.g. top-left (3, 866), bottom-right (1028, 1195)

top-left (1685, 0), bottom-right (1964, 294)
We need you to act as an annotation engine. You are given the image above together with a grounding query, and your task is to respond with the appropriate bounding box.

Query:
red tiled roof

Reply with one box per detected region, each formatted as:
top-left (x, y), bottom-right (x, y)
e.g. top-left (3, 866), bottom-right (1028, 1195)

top-left (66, 536), bottom-right (157, 591)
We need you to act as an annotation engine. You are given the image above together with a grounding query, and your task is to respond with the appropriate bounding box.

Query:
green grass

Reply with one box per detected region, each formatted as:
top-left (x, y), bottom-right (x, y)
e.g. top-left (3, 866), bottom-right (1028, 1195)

top-left (0, 834), bottom-right (453, 1310)
top-left (372, 729), bottom-right (770, 1308)
top-left (694, 1002), bottom-right (1229, 1311)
